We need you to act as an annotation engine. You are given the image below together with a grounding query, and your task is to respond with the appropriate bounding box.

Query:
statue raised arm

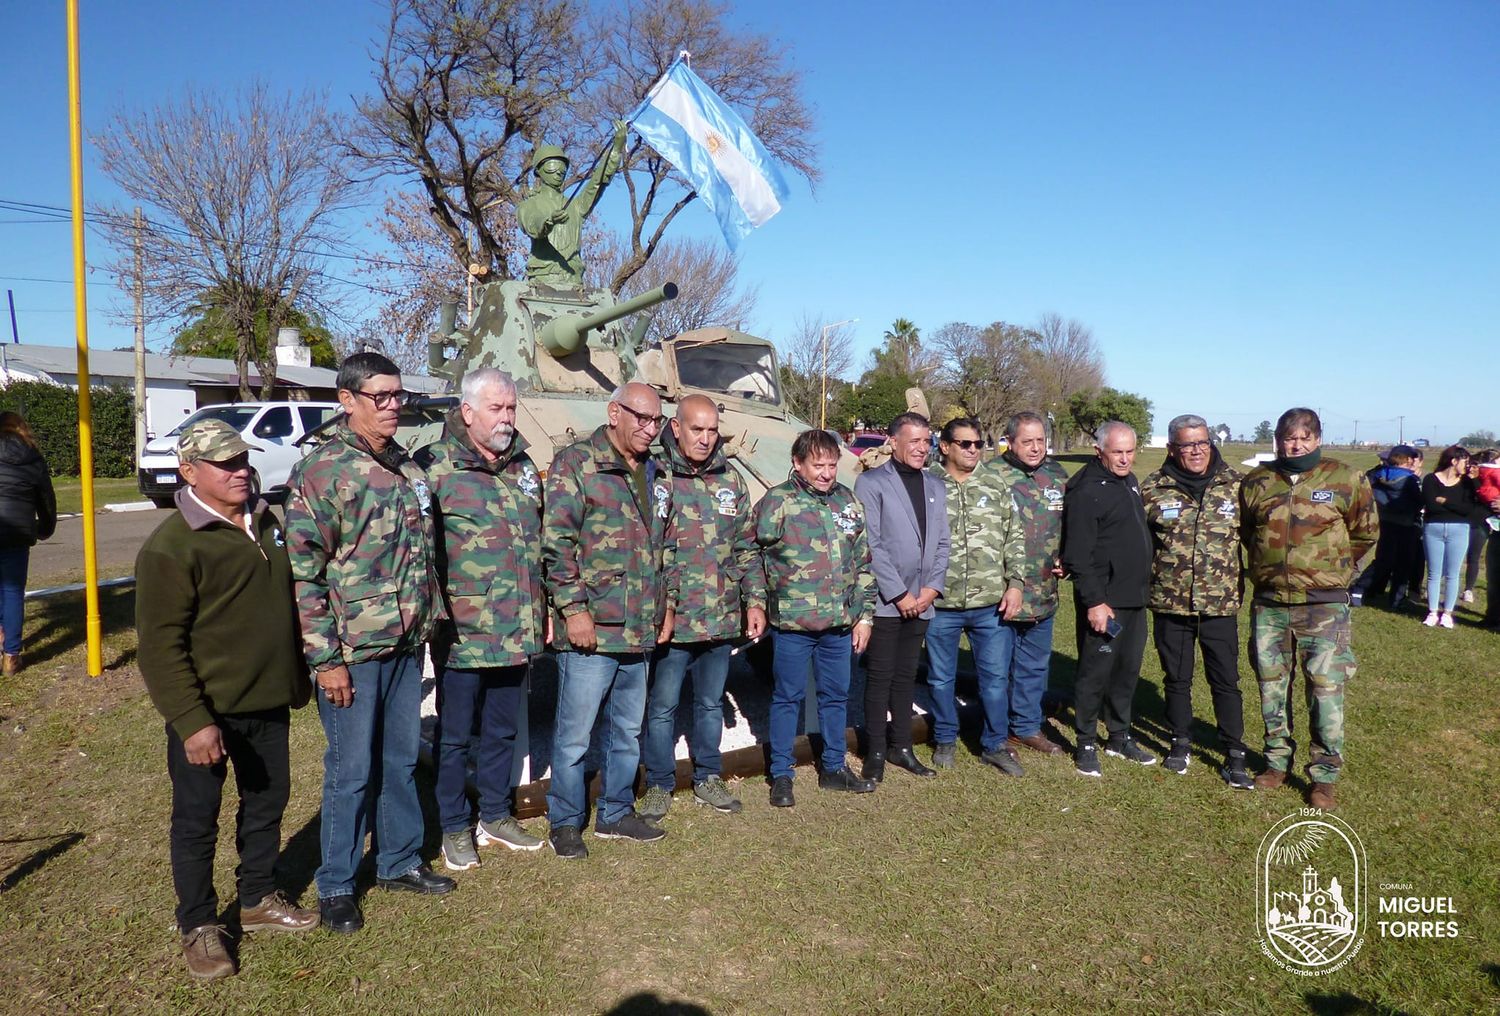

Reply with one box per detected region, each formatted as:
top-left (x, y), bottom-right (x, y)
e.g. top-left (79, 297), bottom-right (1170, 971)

top-left (517, 121), bottom-right (629, 285)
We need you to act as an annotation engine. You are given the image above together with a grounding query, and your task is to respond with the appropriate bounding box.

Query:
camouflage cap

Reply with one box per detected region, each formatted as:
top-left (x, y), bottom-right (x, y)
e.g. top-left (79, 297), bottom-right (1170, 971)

top-left (177, 419), bottom-right (261, 463)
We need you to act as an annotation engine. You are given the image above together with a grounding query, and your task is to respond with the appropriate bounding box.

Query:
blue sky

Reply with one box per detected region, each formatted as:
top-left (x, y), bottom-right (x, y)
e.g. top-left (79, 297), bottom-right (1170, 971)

top-left (3, 1), bottom-right (1496, 444)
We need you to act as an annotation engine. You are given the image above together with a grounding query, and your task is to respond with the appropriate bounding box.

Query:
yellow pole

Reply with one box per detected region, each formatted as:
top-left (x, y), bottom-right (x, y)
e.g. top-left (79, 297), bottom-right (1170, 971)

top-left (66, 0), bottom-right (103, 677)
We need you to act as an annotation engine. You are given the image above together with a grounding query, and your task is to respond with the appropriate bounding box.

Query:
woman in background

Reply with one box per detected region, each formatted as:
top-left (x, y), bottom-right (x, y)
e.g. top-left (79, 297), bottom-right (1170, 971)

top-left (1420, 445), bottom-right (1478, 629)
top-left (0, 412), bottom-right (58, 674)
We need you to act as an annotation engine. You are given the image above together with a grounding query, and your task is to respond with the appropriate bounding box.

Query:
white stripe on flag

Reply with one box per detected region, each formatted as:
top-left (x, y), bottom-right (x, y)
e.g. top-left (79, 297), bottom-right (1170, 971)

top-left (649, 78), bottom-right (782, 226)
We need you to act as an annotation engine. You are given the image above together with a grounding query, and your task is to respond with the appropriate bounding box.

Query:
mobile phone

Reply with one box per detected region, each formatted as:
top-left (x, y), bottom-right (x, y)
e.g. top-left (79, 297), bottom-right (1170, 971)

top-left (1104, 617), bottom-right (1123, 639)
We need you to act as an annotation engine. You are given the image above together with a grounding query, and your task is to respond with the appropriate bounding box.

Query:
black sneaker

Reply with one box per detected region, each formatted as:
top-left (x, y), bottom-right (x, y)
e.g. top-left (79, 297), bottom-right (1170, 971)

top-left (549, 825), bottom-right (588, 860)
top-left (1221, 749), bottom-right (1253, 791)
top-left (1105, 737), bottom-right (1158, 767)
top-left (980, 749), bottom-right (1024, 776)
top-left (1075, 743), bottom-right (1102, 778)
top-left (593, 812), bottom-right (667, 842)
top-left (769, 776), bottom-right (795, 808)
top-left (818, 767), bottom-right (877, 793)
top-left (1163, 740), bottom-right (1191, 776)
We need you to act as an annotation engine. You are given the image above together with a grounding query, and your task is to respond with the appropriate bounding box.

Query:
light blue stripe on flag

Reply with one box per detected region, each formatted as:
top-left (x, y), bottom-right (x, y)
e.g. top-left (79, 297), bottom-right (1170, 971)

top-left (630, 57), bottom-right (790, 248)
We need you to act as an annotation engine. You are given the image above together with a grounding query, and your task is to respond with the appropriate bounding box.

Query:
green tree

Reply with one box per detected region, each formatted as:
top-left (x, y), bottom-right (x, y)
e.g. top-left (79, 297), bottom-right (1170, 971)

top-left (869, 318), bottom-right (936, 382)
top-left (850, 372), bottom-right (918, 432)
top-left (1253, 420), bottom-right (1274, 443)
top-left (1065, 387), bottom-right (1153, 445)
top-left (1458, 429), bottom-right (1497, 448)
top-left (171, 290), bottom-right (338, 369)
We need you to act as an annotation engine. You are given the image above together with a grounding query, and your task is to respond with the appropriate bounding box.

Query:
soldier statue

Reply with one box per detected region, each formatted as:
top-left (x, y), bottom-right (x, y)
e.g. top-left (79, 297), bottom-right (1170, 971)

top-left (517, 121), bottom-right (629, 285)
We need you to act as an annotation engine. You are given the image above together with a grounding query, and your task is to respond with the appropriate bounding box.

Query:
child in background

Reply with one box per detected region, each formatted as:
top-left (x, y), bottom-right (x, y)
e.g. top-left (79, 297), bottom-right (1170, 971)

top-left (1475, 450), bottom-right (1500, 530)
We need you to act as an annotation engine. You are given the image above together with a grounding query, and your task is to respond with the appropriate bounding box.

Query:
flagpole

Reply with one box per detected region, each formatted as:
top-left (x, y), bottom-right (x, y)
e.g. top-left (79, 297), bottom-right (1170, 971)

top-left (66, 0), bottom-right (104, 678)
top-left (564, 52), bottom-right (688, 202)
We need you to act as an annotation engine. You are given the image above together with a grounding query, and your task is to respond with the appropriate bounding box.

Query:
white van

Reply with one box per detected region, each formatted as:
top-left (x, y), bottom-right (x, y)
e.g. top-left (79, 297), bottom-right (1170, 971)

top-left (138, 401), bottom-right (342, 507)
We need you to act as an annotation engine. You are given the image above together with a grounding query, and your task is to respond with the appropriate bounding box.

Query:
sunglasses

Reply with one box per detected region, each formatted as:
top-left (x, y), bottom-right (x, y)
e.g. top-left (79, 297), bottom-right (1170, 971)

top-left (615, 401), bottom-right (665, 430)
top-left (352, 388), bottom-right (409, 410)
top-left (947, 439), bottom-right (983, 450)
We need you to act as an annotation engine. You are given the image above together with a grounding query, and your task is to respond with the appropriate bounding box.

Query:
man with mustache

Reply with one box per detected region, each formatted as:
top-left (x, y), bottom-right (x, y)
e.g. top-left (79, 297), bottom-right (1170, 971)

top-left (416, 368), bottom-right (548, 871)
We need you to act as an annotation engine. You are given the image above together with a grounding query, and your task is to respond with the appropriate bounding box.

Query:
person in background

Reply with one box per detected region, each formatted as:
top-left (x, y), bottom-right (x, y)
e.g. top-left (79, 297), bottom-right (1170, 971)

top-left (1353, 445), bottom-right (1422, 607)
top-left (1461, 452), bottom-right (1494, 606)
top-left (1420, 445), bottom-right (1480, 629)
top-left (0, 411), bottom-right (57, 676)
top-left (1476, 449), bottom-right (1500, 629)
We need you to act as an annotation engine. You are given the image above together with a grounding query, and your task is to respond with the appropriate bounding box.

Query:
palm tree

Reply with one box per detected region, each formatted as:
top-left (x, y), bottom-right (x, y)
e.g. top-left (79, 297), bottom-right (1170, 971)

top-left (871, 317), bottom-right (934, 382)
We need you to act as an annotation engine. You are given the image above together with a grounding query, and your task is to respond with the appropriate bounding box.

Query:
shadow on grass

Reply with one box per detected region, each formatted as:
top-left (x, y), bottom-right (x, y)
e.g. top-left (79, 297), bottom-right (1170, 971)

top-left (22, 584), bottom-right (137, 671)
top-left (605, 993), bottom-right (711, 1016)
top-left (0, 831), bottom-right (86, 893)
top-left (1303, 992), bottom-right (1412, 1016)
top-left (1483, 962), bottom-right (1500, 989)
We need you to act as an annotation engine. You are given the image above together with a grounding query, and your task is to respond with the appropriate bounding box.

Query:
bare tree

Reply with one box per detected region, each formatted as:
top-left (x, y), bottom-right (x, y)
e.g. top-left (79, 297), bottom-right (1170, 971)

top-left (931, 321), bottom-right (1038, 438)
top-left (92, 85), bottom-right (358, 398)
top-left (1029, 312), bottom-right (1105, 447)
top-left (592, 235), bottom-right (757, 344)
top-left (776, 313), bottom-right (854, 426)
top-left (585, 0), bottom-right (819, 290)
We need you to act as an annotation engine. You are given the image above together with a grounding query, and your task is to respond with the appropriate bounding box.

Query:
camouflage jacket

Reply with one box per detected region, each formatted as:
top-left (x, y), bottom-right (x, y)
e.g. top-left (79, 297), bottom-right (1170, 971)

top-left (1240, 456), bottom-right (1379, 605)
top-left (928, 462), bottom-right (1007, 610)
top-left (1140, 459), bottom-right (1245, 616)
top-left (415, 414), bottom-right (545, 669)
top-left (284, 422), bottom-right (443, 669)
top-left (983, 454), bottom-right (1069, 621)
top-left (656, 428), bottom-right (751, 643)
top-left (738, 472), bottom-right (875, 631)
top-left (543, 425), bottom-right (671, 653)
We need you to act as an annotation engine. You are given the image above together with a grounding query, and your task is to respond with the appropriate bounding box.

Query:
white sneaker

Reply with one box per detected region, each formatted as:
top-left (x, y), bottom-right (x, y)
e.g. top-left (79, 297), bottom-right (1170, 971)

top-left (1461, 589), bottom-right (1475, 604)
top-left (1439, 613), bottom-right (1456, 629)
top-left (1423, 612), bottom-right (1440, 627)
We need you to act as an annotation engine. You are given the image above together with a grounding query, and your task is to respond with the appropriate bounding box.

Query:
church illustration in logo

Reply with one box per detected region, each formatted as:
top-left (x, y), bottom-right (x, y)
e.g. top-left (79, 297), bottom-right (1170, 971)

top-left (1256, 813), bottom-right (1365, 974)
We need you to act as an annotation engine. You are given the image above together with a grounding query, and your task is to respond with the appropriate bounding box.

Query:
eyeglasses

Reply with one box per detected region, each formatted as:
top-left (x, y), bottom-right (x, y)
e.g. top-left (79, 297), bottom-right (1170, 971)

top-left (948, 439), bottom-right (983, 450)
top-left (352, 388), bottom-right (409, 409)
top-left (1172, 440), bottom-right (1212, 452)
top-left (615, 401), bottom-right (665, 430)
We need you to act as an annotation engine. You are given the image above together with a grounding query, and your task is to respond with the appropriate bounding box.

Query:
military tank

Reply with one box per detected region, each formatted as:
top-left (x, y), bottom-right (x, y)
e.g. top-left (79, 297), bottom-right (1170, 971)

top-left (402, 276), bottom-right (859, 494)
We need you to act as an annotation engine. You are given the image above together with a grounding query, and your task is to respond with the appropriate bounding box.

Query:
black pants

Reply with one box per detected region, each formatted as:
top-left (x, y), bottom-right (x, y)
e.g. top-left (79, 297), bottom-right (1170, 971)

top-left (167, 707), bottom-right (291, 931)
top-left (1465, 523), bottom-right (1487, 591)
top-left (1152, 612), bottom-right (1245, 753)
top-left (1072, 602), bottom-right (1146, 744)
top-left (1357, 523), bottom-right (1420, 599)
top-left (1486, 533), bottom-right (1500, 626)
top-left (863, 615), bottom-right (929, 754)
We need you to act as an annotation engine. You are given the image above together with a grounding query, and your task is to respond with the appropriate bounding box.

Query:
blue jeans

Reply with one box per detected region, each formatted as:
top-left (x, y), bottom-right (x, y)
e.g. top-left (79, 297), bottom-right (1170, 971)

top-left (925, 607), bottom-right (1008, 751)
top-left (1423, 521), bottom-right (1470, 613)
top-left (769, 628), bottom-right (852, 779)
top-left (547, 651), bottom-right (649, 829)
top-left (644, 641), bottom-right (732, 788)
top-left (433, 663), bottom-right (527, 833)
top-left (316, 652), bottom-right (424, 899)
top-left (1004, 615), bottom-right (1055, 741)
top-left (0, 545), bottom-right (29, 656)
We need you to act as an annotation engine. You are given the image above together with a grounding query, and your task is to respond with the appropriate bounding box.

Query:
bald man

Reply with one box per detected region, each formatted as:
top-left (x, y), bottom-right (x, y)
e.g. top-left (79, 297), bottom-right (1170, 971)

top-left (639, 396), bottom-right (753, 820)
top-left (542, 382), bottom-right (675, 858)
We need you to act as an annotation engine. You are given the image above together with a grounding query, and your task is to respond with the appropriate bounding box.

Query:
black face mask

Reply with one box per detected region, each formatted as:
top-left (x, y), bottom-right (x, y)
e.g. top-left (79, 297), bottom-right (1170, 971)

top-left (1273, 447), bottom-right (1322, 475)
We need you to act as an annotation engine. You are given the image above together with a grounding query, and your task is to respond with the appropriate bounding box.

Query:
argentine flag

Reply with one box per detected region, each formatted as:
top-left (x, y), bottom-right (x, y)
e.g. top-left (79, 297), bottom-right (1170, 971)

top-left (629, 55), bottom-right (790, 249)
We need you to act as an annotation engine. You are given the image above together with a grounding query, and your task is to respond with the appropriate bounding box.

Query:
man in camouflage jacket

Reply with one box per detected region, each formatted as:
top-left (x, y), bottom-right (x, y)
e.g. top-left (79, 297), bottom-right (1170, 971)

top-left (1240, 408), bottom-right (1378, 810)
top-left (982, 412), bottom-right (1071, 765)
top-left (1140, 414), bottom-right (1251, 788)
top-left (542, 381), bottom-right (673, 857)
top-left (638, 396), bottom-right (751, 820)
top-left (416, 369), bottom-right (547, 871)
top-left (284, 353), bottom-right (451, 933)
top-left (741, 429), bottom-right (877, 807)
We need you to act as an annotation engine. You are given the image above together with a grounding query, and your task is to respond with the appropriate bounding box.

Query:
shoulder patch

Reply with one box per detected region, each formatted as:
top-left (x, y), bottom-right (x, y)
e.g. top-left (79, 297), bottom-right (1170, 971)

top-left (1311, 490), bottom-right (1335, 503)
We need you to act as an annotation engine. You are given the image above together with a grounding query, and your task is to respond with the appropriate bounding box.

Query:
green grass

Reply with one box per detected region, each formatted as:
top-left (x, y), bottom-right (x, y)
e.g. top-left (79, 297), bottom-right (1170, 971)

top-left (0, 567), bottom-right (1496, 1014)
top-left (52, 476), bottom-right (143, 515)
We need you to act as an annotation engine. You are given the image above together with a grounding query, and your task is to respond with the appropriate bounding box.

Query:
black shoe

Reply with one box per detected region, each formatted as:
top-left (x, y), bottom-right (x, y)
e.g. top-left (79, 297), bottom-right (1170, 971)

top-left (1222, 749), bottom-right (1253, 791)
top-left (980, 749), bottom-right (1024, 776)
top-left (1075, 743), bottom-right (1102, 778)
top-left (1164, 739), bottom-right (1191, 776)
top-left (377, 864), bottom-right (456, 895)
top-left (1104, 737), bottom-right (1158, 767)
top-left (593, 812), bottom-right (667, 842)
top-left (932, 742), bottom-right (957, 768)
top-left (818, 767), bottom-right (877, 793)
top-left (550, 825), bottom-right (588, 860)
top-left (887, 747), bottom-right (937, 778)
top-left (319, 894), bottom-right (363, 935)
top-left (861, 752), bottom-right (886, 782)
top-left (769, 776), bottom-right (795, 808)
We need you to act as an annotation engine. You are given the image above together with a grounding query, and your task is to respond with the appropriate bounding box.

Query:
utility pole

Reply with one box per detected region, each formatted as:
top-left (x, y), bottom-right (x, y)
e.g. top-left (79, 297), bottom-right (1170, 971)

top-left (1397, 415), bottom-right (1404, 443)
top-left (1352, 419), bottom-right (1358, 447)
top-left (133, 206), bottom-right (147, 463)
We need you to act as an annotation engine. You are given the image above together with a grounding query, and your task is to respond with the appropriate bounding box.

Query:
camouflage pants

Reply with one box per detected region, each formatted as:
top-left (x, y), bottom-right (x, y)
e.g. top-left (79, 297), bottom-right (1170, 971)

top-left (1249, 603), bottom-right (1354, 783)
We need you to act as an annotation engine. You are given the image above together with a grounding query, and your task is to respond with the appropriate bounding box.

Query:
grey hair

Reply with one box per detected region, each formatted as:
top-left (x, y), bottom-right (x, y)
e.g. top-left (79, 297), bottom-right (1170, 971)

top-left (608, 384), bottom-right (629, 403)
top-left (461, 367), bottom-right (516, 406)
top-left (1094, 420), bottom-right (1136, 447)
top-left (1005, 411), bottom-right (1047, 443)
top-left (1167, 414), bottom-right (1209, 442)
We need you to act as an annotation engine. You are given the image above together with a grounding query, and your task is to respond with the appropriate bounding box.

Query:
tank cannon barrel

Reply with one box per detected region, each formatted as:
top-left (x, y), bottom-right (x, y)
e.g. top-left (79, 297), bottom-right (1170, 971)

top-left (538, 282), bottom-right (678, 357)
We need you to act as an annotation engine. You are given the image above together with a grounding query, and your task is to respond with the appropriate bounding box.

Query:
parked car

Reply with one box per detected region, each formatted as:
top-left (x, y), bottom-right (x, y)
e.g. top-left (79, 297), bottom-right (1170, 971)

top-left (847, 431), bottom-right (887, 453)
top-left (137, 401), bottom-right (342, 508)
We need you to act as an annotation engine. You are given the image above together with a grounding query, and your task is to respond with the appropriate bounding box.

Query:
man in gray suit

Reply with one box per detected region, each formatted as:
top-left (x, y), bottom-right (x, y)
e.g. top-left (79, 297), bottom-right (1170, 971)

top-left (854, 412), bottom-right (950, 781)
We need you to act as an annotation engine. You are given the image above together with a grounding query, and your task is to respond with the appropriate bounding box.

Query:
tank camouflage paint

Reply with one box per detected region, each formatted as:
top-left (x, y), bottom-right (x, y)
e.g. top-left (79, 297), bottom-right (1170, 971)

top-left (402, 277), bottom-right (859, 498)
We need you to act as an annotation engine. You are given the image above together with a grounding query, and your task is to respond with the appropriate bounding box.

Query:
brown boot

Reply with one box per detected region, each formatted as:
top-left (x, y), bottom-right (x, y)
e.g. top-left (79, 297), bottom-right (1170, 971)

top-left (240, 890), bottom-right (320, 934)
top-left (1254, 768), bottom-right (1287, 791)
top-left (181, 924), bottom-right (235, 981)
top-left (2, 654), bottom-right (20, 676)
top-left (1309, 782), bottom-right (1337, 811)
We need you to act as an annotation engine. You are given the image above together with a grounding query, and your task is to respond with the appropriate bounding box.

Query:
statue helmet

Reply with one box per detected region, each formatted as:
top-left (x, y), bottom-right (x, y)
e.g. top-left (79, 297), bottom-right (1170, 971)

top-left (532, 144), bottom-right (569, 172)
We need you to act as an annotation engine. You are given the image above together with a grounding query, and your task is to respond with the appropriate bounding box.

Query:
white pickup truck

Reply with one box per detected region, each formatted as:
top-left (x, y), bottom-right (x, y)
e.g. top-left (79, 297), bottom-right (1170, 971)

top-left (137, 401), bottom-right (341, 507)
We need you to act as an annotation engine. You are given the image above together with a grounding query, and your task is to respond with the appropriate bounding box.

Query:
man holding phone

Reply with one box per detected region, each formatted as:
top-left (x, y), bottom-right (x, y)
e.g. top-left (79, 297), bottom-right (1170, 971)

top-left (1061, 421), bottom-right (1155, 777)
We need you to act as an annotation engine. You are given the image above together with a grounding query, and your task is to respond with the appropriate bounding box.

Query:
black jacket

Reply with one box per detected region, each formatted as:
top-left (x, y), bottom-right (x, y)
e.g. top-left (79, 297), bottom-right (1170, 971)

top-left (1062, 457), bottom-right (1151, 609)
top-left (0, 435), bottom-right (57, 548)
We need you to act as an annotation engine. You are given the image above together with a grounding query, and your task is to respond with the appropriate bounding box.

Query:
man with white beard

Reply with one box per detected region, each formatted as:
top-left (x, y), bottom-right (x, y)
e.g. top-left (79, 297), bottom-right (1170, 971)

top-left (415, 368), bottom-right (549, 870)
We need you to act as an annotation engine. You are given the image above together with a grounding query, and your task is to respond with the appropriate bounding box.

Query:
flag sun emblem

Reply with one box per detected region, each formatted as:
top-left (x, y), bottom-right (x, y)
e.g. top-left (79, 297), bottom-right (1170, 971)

top-left (704, 130), bottom-right (724, 157)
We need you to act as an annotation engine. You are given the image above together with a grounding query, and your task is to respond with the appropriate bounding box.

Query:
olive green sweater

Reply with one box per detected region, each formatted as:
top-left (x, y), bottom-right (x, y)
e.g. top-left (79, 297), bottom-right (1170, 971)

top-left (136, 491), bottom-right (308, 740)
